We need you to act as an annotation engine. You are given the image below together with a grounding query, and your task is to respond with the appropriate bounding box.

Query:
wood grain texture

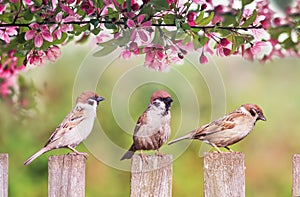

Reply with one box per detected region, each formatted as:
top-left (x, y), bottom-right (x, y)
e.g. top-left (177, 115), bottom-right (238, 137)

top-left (0, 154), bottom-right (8, 197)
top-left (293, 154), bottom-right (300, 196)
top-left (204, 152), bottom-right (245, 197)
top-left (48, 155), bottom-right (86, 197)
top-left (130, 154), bottom-right (172, 197)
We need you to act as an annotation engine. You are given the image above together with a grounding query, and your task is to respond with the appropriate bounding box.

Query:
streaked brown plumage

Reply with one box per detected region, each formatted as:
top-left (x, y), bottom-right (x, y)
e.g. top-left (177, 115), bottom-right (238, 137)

top-left (121, 90), bottom-right (173, 160)
top-left (24, 91), bottom-right (104, 165)
top-left (168, 104), bottom-right (266, 152)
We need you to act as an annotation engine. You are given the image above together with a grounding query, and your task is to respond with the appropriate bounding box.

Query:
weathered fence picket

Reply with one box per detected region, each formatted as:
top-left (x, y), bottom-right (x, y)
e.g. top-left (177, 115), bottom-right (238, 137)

top-left (2, 152), bottom-right (300, 196)
top-left (130, 154), bottom-right (172, 197)
top-left (48, 154), bottom-right (86, 197)
top-left (204, 152), bottom-right (245, 197)
top-left (0, 154), bottom-right (8, 197)
top-left (292, 154), bottom-right (300, 196)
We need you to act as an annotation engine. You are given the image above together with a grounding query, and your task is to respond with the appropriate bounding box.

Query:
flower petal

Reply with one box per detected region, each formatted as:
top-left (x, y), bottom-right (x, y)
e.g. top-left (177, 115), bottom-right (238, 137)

top-left (25, 30), bottom-right (36, 40)
top-left (34, 35), bottom-right (43, 48)
top-left (42, 31), bottom-right (53, 42)
top-left (137, 14), bottom-right (145, 24)
top-left (127, 19), bottom-right (135, 28)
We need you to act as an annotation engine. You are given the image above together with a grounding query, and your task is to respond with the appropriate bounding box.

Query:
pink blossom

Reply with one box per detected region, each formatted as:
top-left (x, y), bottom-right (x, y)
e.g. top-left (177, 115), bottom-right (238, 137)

top-left (25, 23), bottom-right (53, 48)
top-left (60, 4), bottom-right (75, 15)
top-left (95, 33), bottom-right (111, 44)
top-left (127, 14), bottom-right (152, 44)
top-left (24, 0), bottom-right (34, 6)
top-left (243, 48), bottom-right (254, 61)
top-left (250, 41), bottom-right (268, 54)
top-left (0, 4), bottom-right (6, 13)
top-left (199, 53), bottom-right (208, 64)
top-left (216, 44), bottom-right (231, 57)
top-left (203, 42), bottom-right (214, 55)
top-left (50, 13), bottom-right (73, 40)
top-left (143, 45), bottom-right (169, 71)
top-left (81, 0), bottom-right (95, 15)
top-left (187, 12), bottom-right (196, 26)
top-left (220, 38), bottom-right (230, 46)
top-left (0, 26), bottom-right (18, 43)
top-left (27, 50), bottom-right (45, 65)
top-left (121, 50), bottom-right (131, 60)
top-left (45, 46), bottom-right (61, 61)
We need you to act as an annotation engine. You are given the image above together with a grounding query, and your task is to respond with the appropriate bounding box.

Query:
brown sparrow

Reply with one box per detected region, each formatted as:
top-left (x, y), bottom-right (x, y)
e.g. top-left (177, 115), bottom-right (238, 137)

top-left (120, 90), bottom-right (173, 160)
top-left (24, 91), bottom-right (104, 165)
top-left (168, 104), bottom-right (266, 152)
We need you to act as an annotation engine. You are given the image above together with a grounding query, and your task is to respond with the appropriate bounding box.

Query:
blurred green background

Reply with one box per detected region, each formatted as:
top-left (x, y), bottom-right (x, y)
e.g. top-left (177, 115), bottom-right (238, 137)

top-left (1, 41), bottom-right (300, 197)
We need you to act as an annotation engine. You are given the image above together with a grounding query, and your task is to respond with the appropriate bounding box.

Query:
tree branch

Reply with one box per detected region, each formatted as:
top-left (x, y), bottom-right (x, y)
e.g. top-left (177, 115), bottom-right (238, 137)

top-left (0, 20), bottom-right (263, 31)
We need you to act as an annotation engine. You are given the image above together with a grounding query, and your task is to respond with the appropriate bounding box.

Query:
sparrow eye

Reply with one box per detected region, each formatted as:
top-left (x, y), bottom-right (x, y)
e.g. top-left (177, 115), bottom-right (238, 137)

top-left (153, 101), bottom-right (160, 107)
top-left (88, 99), bottom-right (96, 106)
top-left (250, 109), bottom-right (256, 117)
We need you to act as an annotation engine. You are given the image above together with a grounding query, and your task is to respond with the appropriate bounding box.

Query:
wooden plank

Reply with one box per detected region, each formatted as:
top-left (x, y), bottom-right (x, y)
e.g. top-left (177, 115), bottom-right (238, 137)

top-left (204, 152), bottom-right (245, 197)
top-left (130, 154), bottom-right (172, 197)
top-left (0, 154), bottom-right (8, 197)
top-left (293, 154), bottom-right (300, 196)
top-left (48, 155), bottom-right (86, 197)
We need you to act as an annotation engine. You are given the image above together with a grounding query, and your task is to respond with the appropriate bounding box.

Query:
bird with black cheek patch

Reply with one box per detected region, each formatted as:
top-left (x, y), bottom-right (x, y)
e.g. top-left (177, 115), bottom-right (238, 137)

top-left (168, 104), bottom-right (266, 152)
top-left (121, 90), bottom-right (173, 160)
top-left (24, 91), bottom-right (104, 165)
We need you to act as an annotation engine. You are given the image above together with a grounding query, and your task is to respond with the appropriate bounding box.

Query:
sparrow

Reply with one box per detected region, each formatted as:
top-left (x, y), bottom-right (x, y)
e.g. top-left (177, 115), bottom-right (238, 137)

top-left (24, 90), bottom-right (104, 165)
top-left (120, 90), bottom-right (173, 160)
top-left (168, 104), bottom-right (266, 152)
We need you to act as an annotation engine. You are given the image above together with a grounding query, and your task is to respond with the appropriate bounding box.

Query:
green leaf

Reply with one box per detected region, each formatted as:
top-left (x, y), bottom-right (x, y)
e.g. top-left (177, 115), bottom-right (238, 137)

top-left (152, 28), bottom-right (165, 46)
top-left (242, 0), bottom-right (254, 7)
top-left (24, 9), bottom-right (34, 21)
top-left (98, 30), bottom-right (130, 47)
top-left (222, 14), bottom-right (238, 26)
top-left (241, 10), bottom-right (257, 28)
top-left (0, 13), bottom-right (14, 23)
top-left (91, 28), bottom-right (101, 35)
top-left (150, 0), bottom-right (169, 11)
top-left (182, 35), bottom-right (191, 45)
top-left (195, 11), bottom-right (204, 25)
top-left (163, 14), bottom-right (175, 25)
top-left (93, 45), bottom-right (118, 57)
top-left (282, 37), bottom-right (295, 49)
top-left (126, 0), bottom-right (131, 12)
top-left (196, 12), bottom-right (214, 26)
top-left (104, 22), bottom-right (117, 30)
top-left (90, 19), bottom-right (99, 27)
top-left (199, 35), bottom-right (209, 46)
top-left (181, 23), bottom-right (191, 30)
top-left (193, 36), bottom-right (202, 50)
top-left (175, 29), bottom-right (186, 40)
top-left (52, 33), bottom-right (68, 45)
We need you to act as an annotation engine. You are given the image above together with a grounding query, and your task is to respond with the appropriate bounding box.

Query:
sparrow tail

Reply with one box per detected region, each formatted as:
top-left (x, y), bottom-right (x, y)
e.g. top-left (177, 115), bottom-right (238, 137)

top-left (168, 132), bottom-right (194, 145)
top-left (24, 147), bottom-right (49, 166)
top-left (120, 145), bottom-right (135, 160)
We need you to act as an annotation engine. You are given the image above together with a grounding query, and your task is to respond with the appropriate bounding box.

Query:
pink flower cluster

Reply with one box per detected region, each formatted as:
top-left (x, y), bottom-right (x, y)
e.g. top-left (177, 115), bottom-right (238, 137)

top-left (0, 0), bottom-right (300, 99)
top-left (0, 51), bottom-right (25, 98)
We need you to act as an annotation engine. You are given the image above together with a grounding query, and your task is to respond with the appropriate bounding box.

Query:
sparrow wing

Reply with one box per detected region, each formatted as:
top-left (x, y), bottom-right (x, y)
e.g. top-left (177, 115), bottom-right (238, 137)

top-left (133, 110), bottom-right (148, 136)
top-left (193, 111), bottom-right (244, 138)
top-left (44, 106), bottom-right (85, 147)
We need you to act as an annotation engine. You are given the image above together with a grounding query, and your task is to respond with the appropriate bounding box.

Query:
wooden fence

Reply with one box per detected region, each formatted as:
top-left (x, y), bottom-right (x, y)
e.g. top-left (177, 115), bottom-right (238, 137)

top-left (0, 153), bottom-right (300, 196)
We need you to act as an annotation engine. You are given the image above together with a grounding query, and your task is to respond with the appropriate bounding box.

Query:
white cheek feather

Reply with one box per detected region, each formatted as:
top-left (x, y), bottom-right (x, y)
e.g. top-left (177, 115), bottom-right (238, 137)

top-left (240, 106), bottom-right (249, 115)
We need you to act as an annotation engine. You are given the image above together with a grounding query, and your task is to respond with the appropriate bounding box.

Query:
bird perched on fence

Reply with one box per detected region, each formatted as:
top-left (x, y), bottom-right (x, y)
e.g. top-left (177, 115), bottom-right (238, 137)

top-left (120, 90), bottom-right (173, 160)
top-left (168, 104), bottom-right (266, 152)
top-left (24, 91), bottom-right (104, 165)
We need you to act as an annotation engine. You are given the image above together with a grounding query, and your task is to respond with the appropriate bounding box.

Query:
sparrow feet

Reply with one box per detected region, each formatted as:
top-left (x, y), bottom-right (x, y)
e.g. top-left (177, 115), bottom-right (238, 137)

top-left (67, 145), bottom-right (89, 159)
top-left (156, 150), bottom-right (164, 157)
top-left (139, 151), bottom-right (149, 164)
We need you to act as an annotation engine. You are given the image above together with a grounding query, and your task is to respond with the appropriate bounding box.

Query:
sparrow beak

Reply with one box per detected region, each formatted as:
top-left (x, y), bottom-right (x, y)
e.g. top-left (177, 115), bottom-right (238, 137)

top-left (259, 113), bottom-right (266, 121)
top-left (96, 96), bottom-right (105, 102)
top-left (164, 97), bottom-right (173, 104)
